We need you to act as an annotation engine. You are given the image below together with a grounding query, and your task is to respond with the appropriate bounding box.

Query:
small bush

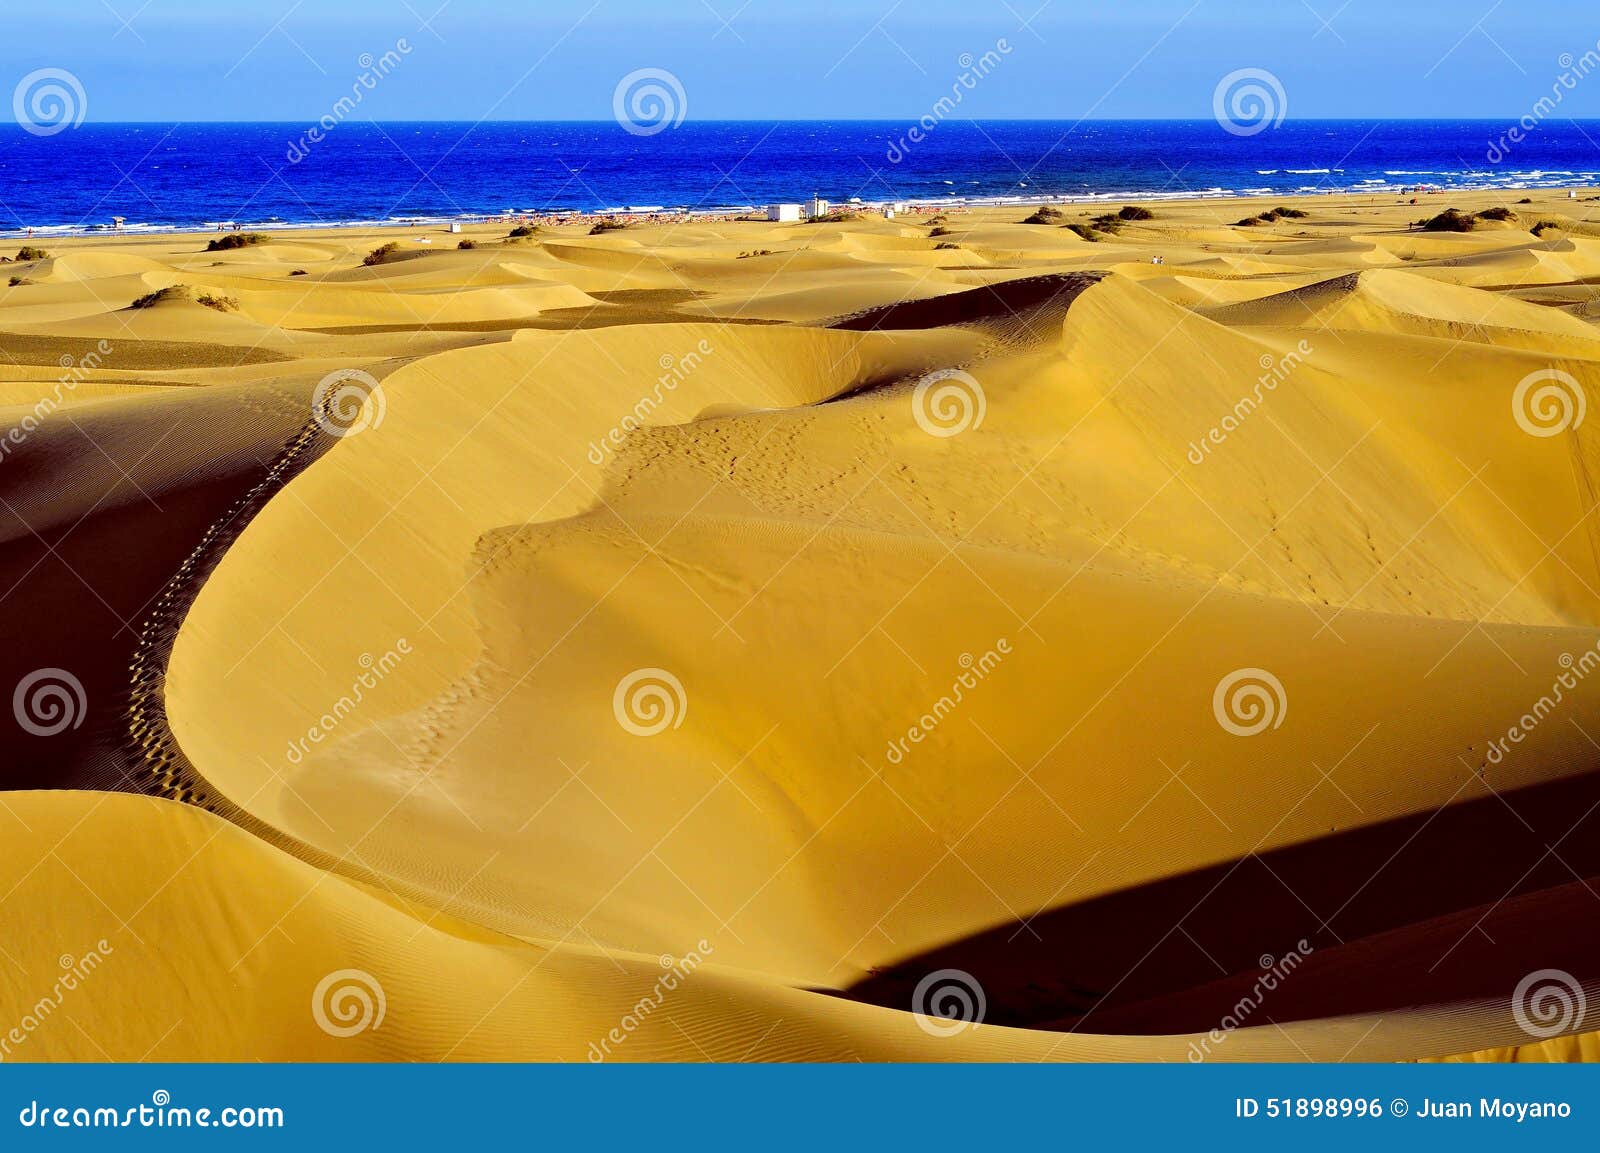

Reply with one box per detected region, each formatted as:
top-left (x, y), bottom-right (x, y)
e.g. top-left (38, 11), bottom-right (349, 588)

top-left (1517, 197), bottom-right (1534, 205)
top-left (1066, 224), bottom-right (1101, 242)
top-left (1531, 220), bottom-right (1565, 237)
top-left (131, 285), bottom-right (191, 308)
top-left (1023, 206), bottom-right (1066, 225)
top-left (1234, 216), bottom-right (1268, 227)
top-left (15, 246), bottom-right (49, 262)
top-left (1117, 205), bottom-right (1155, 221)
top-left (289, 269), bottom-right (308, 276)
top-left (1270, 205), bottom-right (1309, 219)
top-left (929, 225), bottom-right (952, 237)
top-left (1089, 213), bottom-right (1126, 233)
top-left (1420, 209), bottom-right (1476, 232)
top-left (363, 242), bottom-right (402, 266)
top-left (457, 239), bottom-right (477, 250)
top-left (507, 224), bottom-right (540, 238)
top-left (737, 249), bottom-right (773, 258)
top-left (934, 241), bottom-right (960, 250)
top-left (206, 232), bottom-right (268, 251)
top-left (1476, 206), bottom-right (1518, 223)
top-left (8, 276), bottom-right (31, 287)
top-left (804, 211), bottom-right (854, 224)
top-left (589, 219), bottom-right (629, 235)
top-left (196, 291), bottom-right (238, 312)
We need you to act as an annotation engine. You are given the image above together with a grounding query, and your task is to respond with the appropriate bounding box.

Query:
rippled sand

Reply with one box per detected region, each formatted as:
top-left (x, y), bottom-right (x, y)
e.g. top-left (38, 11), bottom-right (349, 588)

top-left (4, 192), bottom-right (1600, 1060)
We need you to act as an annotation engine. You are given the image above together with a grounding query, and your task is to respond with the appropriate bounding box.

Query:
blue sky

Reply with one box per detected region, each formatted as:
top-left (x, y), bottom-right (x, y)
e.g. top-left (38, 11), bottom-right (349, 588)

top-left (5, 0), bottom-right (1600, 121)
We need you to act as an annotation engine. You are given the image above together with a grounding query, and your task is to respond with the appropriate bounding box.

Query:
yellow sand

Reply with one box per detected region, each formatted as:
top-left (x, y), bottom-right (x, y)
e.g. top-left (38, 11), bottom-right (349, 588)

top-left (5, 190), bottom-right (1600, 1061)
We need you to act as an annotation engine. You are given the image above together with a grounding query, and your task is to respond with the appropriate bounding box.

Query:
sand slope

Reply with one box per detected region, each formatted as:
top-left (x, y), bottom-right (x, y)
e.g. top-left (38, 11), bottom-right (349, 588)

top-left (5, 192), bottom-right (1600, 1061)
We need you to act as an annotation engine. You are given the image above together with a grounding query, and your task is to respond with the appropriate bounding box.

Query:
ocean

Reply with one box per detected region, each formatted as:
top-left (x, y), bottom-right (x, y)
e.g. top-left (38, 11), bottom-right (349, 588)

top-left (2, 119), bottom-right (1598, 236)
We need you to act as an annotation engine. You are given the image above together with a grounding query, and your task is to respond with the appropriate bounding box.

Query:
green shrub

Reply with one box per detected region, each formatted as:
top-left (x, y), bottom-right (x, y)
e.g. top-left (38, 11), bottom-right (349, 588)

top-left (289, 269), bottom-right (308, 276)
top-left (1117, 205), bottom-right (1155, 221)
top-left (507, 224), bottom-right (540, 238)
top-left (1066, 224), bottom-right (1101, 242)
top-left (131, 285), bottom-right (191, 308)
top-left (457, 239), bottom-right (477, 250)
top-left (1023, 206), bottom-right (1066, 225)
top-left (1476, 206), bottom-right (1518, 223)
top-left (1517, 197), bottom-right (1534, 204)
top-left (589, 219), bottom-right (629, 235)
top-left (196, 291), bottom-right (238, 312)
top-left (737, 249), bottom-right (773, 258)
top-left (1234, 215), bottom-right (1269, 227)
top-left (15, 246), bottom-right (49, 262)
top-left (206, 232), bottom-right (268, 251)
top-left (934, 241), bottom-right (960, 250)
top-left (929, 225), bottom-right (952, 237)
top-left (1420, 209), bottom-right (1476, 232)
top-left (1531, 220), bottom-right (1565, 237)
top-left (8, 276), bottom-right (31, 287)
top-left (1270, 205), bottom-right (1309, 218)
top-left (363, 242), bottom-right (402, 266)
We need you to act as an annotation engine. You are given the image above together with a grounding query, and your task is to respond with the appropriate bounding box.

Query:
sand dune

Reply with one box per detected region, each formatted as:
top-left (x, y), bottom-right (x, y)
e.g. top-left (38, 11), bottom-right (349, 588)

top-left (5, 191), bottom-right (1600, 1062)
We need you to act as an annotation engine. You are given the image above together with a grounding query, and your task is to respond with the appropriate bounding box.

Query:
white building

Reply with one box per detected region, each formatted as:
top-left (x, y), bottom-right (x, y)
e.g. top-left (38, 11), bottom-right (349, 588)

top-left (766, 203), bottom-right (802, 222)
top-left (804, 197), bottom-right (830, 220)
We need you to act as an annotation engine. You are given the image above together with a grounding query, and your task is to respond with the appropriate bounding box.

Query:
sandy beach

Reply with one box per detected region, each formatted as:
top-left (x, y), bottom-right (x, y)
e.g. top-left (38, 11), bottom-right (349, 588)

top-left (4, 187), bottom-right (1600, 1061)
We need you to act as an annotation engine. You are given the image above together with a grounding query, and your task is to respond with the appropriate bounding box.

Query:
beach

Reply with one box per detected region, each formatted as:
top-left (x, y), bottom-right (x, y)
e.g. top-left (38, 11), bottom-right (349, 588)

top-left (3, 187), bottom-right (1600, 1061)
